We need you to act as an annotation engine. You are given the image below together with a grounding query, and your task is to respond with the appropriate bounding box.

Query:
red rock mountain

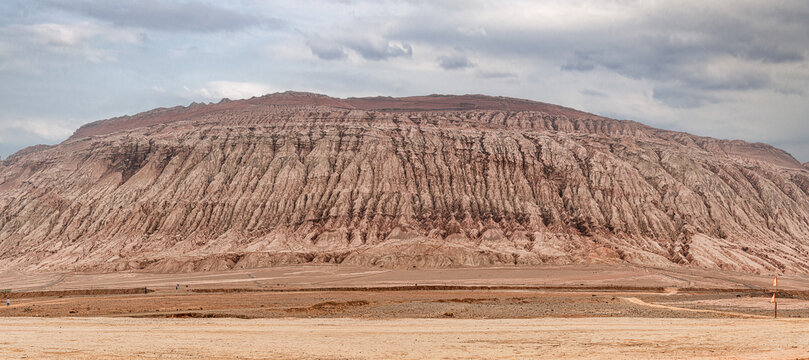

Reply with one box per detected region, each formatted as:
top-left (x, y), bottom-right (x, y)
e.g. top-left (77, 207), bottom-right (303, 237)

top-left (1, 92), bottom-right (808, 273)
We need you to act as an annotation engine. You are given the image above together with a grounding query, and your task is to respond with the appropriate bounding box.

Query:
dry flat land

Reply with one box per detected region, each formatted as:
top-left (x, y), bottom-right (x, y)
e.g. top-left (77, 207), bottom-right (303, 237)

top-left (2, 317), bottom-right (809, 359)
top-left (2, 264), bottom-right (804, 292)
top-left (2, 265), bottom-right (809, 359)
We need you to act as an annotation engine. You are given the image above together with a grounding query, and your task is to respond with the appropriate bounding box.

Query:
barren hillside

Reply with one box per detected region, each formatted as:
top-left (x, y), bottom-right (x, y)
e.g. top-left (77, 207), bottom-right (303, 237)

top-left (1, 92), bottom-right (808, 273)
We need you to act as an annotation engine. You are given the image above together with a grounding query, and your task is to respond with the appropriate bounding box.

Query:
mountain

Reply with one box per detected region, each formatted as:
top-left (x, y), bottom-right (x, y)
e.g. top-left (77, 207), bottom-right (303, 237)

top-left (1, 92), bottom-right (808, 273)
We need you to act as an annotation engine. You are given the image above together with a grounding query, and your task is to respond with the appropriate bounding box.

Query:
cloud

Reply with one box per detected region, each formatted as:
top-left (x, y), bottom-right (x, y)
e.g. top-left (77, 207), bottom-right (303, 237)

top-left (0, 22), bottom-right (144, 70)
top-left (388, 1), bottom-right (809, 98)
top-left (344, 39), bottom-right (413, 61)
top-left (3, 22), bottom-right (143, 47)
top-left (184, 81), bottom-right (275, 101)
top-left (6, 118), bottom-right (76, 141)
top-left (306, 36), bottom-right (347, 60)
top-left (457, 25), bottom-right (487, 37)
top-left (304, 34), bottom-right (413, 61)
top-left (580, 89), bottom-right (607, 98)
top-left (0, 118), bottom-right (79, 159)
top-left (561, 61), bottom-right (595, 72)
top-left (1, 0), bottom-right (808, 162)
top-left (26, 23), bottom-right (99, 46)
top-left (44, 0), bottom-right (282, 32)
top-left (652, 87), bottom-right (718, 109)
top-left (437, 53), bottom-right (473, 70)
top-left (476, 70), bottom-right (517, 79)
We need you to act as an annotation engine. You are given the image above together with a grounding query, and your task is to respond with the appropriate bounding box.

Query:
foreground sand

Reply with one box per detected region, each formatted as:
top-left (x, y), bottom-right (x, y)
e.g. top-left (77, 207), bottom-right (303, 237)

top-left (2, 317), bottom-right (809, 359)
top-left (2, 265), bottom-right (807, 359)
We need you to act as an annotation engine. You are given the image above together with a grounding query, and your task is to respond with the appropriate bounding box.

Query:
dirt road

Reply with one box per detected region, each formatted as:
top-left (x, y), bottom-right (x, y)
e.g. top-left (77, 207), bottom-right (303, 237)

top-left (1, 264), bottom-right (802, 292)
top-left (621, 297), bottom-right (771, 318)
top-left (2, 317), bottom-right (808, 359)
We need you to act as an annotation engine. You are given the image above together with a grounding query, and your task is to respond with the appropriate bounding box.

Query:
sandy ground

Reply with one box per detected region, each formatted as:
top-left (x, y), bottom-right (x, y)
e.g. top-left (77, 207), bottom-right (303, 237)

top-left (2, 265), bottom-right (807, 359)
top-left (2, 317), bottom-right (809, 360)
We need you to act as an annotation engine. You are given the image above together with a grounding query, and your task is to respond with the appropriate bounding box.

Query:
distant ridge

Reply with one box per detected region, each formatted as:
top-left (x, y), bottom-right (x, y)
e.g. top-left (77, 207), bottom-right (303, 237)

top-left (70, 92), bottom-right (606, 140)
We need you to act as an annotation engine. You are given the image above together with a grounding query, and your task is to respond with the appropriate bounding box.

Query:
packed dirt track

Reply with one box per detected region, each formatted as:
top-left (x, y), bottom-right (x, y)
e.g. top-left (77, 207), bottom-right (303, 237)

top-left (3, 317), bottom-right (809, 359)
top-left (2, 265), bottom-right (809, 359)
top-left (2, 264), bottom-right (805, 292)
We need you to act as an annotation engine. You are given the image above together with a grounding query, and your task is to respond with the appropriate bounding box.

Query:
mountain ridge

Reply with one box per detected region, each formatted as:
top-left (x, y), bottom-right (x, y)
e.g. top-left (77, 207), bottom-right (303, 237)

top-left (1, 92), bottom-right (808, 274)
top-left (63, 92), bottom-right (801, 169)
top-left (68, 92), bottom-right (608, 140)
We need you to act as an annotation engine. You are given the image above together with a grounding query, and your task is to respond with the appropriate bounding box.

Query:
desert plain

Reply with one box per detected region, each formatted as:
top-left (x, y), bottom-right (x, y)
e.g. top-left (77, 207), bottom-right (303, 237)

top-left (2, 264), bottom-right (809, 359)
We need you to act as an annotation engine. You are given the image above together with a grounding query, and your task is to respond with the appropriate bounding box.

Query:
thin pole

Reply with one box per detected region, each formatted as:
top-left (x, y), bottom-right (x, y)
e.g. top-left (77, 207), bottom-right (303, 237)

top-left (773, 275), bottom-right (778, 319)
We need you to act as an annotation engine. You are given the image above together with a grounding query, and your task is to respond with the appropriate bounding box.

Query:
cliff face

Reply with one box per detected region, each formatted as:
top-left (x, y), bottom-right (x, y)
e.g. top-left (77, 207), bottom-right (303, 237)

top-left (1, 92), bottom-right (808, 273)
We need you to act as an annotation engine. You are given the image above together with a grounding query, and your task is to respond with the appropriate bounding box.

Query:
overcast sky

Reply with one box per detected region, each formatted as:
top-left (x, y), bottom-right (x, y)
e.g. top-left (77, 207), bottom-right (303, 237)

top-left (1, 0), bottom-right (808, 161)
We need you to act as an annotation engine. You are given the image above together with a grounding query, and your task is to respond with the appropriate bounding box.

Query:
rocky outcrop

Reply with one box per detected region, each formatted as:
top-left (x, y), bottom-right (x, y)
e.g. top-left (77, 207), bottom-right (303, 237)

top-left (1, 92), bottom-right (809, 274)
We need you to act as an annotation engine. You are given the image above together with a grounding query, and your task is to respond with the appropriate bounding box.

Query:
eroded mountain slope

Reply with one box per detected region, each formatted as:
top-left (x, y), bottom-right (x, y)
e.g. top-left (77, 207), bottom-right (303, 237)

top-left (1, 93), bottom-right (808, 273)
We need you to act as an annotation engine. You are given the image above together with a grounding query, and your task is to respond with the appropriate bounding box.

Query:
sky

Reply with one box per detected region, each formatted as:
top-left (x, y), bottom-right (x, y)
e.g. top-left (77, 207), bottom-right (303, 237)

top-left (1, 0), bottom-right (808, 161)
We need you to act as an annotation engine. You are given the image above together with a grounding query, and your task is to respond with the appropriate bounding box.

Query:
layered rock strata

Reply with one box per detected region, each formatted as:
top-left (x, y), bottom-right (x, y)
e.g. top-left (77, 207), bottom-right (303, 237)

top-left (1, 92), bottom-right (808, 273)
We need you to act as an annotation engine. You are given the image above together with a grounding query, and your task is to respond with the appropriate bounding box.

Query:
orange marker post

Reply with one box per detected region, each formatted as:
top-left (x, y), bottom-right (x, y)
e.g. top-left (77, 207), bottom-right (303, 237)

top-left (771, 276), bottom-right (778, 319)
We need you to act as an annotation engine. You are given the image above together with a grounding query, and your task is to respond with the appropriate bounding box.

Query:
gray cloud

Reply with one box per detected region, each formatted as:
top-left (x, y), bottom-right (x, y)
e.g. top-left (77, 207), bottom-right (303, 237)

top-left (561, 61), bottom-right (595, 72)
top-left (580, 89), bottom-right (607, 98)
top-left (476, 70), bottom-right (517, 79)
top-left (652, 87), bottom-right (719, 109)
top-left (44, 0), bottom-right (283, 32)
top-left (389, 1), bottom-right (809, 97)
top-left (306, 36), bottom-right (347, 60)
top-left (304, 33), bottom-right (413, 61)
top-left (345, 39), bottom-right (412, 60)
top-left (745, 45), bottom-right (804, 63)
top-left (1, 0), bottom-right (808, 162)
top-left (437, 53), bottom-right (473, 70)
